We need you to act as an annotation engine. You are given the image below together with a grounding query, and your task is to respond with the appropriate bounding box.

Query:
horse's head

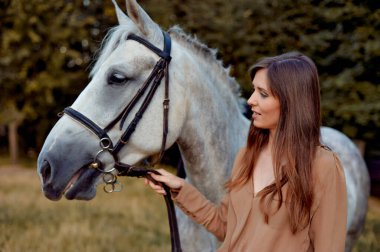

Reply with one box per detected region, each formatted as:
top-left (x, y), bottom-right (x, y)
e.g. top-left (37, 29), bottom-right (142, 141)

top-left (37, 0), bottom-right (187, 200)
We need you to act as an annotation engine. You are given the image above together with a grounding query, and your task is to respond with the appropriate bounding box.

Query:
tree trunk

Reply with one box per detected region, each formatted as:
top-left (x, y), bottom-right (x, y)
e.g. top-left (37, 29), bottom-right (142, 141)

top-left (8, 121), bottom-right (19, 165)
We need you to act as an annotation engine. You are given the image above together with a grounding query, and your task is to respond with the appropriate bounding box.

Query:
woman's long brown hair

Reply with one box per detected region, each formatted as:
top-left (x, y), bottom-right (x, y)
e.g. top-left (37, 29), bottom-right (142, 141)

top-left (226, 52), bottom-right (321, 233)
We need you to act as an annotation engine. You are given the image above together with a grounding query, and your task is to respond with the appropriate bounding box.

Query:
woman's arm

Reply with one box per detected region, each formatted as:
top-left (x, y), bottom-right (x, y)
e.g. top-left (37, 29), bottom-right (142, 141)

top-left (145, 148), bottom-right (246, 241)
top-left (145, 169), bottom-right (229, 241)
top-left (309, 150), bottom-right (347, 252)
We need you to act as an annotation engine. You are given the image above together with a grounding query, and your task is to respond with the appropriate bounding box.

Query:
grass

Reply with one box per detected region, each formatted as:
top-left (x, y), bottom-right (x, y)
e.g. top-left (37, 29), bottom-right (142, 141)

top-left (0, 165), bottom-right (171, 252)
top-left (0, 162), bottom-right (379, 252)
top-left (352, 197), bottom-right (380, 252)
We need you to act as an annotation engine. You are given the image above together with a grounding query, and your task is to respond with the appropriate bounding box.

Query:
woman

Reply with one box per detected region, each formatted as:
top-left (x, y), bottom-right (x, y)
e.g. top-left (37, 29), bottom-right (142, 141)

top-left (146, 52), bottom-right (347, 251)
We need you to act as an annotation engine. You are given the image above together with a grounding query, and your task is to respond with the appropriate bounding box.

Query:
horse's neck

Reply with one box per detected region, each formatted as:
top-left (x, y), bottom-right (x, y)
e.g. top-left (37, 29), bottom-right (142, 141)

top-left (176, 51), bottom-right (250, 202)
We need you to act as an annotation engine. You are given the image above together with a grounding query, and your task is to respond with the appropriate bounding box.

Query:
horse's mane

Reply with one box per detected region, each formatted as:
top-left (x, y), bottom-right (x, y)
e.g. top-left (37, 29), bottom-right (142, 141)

top-left (90, 25), bottom-right (246, 111)
top-left (168, 26), bottom-right (244, 106)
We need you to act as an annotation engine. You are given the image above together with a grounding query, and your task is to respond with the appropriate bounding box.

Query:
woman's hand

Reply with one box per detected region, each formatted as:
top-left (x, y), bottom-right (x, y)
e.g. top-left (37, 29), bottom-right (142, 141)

top-left (144, 168), bottom-right (185, 195)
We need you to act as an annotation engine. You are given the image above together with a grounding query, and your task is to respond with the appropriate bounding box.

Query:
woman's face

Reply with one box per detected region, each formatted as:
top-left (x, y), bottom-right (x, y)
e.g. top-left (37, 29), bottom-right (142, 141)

top-left (247, 68), bottom-right (280, 132)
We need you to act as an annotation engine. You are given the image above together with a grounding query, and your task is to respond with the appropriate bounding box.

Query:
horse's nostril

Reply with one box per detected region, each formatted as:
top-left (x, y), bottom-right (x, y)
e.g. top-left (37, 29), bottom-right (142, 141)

top-left (40, 160), bottom-right (52, 184)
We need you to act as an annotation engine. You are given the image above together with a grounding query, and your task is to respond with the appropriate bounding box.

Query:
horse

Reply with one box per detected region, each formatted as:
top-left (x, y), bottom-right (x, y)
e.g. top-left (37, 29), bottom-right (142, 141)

top-left (37, 0), bottom-right (370, 251)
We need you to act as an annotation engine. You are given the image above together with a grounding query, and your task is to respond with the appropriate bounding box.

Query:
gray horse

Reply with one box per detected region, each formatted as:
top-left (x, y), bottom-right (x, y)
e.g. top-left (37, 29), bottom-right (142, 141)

top-left (37, 1), bottom-right (369, 251)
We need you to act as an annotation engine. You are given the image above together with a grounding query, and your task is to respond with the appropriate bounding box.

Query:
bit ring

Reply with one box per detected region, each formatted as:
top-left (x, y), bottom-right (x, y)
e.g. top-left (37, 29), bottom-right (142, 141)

top-left (92, 149), bottom-right (116, 173)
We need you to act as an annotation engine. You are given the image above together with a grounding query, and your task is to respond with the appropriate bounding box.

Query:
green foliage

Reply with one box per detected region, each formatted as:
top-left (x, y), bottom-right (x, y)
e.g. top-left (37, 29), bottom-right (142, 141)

top-left (0, 0), bottom-right (379, 153)
top-left (141, 0), bottom-right (380, 140)
top-left (0, 0), bottom-right (116, 149)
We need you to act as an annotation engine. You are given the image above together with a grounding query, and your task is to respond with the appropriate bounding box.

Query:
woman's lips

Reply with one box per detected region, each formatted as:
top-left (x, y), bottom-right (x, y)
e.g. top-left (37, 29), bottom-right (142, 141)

top-left (252, 110), bottom-right (261, 119)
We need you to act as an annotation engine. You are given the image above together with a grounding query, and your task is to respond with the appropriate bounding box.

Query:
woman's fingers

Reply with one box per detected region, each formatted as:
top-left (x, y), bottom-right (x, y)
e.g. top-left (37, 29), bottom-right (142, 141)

top-left (147, 179), bottom-right (163, 190)
top-left (144, 168), bottom-right (184, 195)
top-left (146, 179), bottom-right (166, 195)
top-left (156, 168), bottom-right (173, 176)
top-left (149, 172), bottom-right (167, 183)
top-left (149, 170), bottom-right (183, 190)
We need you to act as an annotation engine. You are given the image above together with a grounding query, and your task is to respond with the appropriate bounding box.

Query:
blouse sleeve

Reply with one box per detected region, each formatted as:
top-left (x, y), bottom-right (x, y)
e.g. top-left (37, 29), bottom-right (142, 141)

top-left (172, 182), bottom-right (230, 241)
top-left (171, 148), bottom-right (245, 241)
top-left (309, 151), bottom-right (347, 252)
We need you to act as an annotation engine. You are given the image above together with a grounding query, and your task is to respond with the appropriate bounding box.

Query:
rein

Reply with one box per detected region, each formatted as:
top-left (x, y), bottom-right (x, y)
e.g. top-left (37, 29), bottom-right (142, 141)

top-left (60, 31), bottom-right (182, 252)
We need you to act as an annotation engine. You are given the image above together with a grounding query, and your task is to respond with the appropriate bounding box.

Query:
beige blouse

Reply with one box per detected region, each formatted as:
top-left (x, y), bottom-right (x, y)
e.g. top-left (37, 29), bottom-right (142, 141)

top-left (172, 147), bottom-right (347, 251)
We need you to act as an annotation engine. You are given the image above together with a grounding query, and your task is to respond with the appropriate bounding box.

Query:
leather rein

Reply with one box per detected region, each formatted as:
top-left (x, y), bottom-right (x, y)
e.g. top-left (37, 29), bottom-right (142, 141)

top-left (59, 31), bottom-right (182, 252)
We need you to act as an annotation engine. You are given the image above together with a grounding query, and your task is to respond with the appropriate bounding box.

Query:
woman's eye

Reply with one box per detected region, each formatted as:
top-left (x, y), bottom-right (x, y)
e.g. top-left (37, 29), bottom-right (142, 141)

top-left (108, 72), bottom-right (129, 85)
top-left (260, 92), bottom-right (268, 98)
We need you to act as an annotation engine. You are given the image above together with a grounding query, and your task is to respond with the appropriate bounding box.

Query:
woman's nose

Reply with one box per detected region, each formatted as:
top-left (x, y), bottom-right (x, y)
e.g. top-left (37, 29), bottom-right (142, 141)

top-left (247, 92), bottom-right (257, 107)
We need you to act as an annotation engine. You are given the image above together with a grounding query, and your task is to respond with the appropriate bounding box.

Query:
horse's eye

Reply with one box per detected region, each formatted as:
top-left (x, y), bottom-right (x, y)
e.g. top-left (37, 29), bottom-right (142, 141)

top-left (108, 72), bottom-right (129, 85)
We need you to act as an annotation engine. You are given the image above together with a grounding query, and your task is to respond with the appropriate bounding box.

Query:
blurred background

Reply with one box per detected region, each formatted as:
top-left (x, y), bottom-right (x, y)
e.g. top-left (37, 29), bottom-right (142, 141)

top-left (0, 0), bottom-right (379, 251)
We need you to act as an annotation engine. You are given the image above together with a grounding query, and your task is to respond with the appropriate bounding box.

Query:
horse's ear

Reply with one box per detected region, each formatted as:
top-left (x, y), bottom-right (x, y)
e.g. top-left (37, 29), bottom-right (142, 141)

top-left (112, 0), bottom-right (133, 26)
top-left (125, 0), bottom-right (160, 37)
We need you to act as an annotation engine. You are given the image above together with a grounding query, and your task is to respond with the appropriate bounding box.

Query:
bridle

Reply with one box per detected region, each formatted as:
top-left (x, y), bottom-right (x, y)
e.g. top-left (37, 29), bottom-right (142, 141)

top-left (59, 31), bottom-right (182, 252)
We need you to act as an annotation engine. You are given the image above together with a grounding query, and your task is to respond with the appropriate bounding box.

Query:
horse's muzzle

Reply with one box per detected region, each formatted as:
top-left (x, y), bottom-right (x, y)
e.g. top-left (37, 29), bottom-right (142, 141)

top-left (39, 159), bottom-right (63, 201)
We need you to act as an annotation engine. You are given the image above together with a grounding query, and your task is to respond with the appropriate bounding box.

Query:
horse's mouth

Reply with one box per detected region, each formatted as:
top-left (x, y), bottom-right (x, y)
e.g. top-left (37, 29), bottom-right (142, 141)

top-left (63, 164), bottom-right (101, 200)
top-left (63, 166), bottom-right (86, 195)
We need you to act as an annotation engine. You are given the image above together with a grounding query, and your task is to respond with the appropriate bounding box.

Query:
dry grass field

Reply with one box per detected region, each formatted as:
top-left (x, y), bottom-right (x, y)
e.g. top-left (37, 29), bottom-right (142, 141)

top-left (0, 165), bottom-right (171, 252)
top-left (0, 162), bottom-right (379, 252)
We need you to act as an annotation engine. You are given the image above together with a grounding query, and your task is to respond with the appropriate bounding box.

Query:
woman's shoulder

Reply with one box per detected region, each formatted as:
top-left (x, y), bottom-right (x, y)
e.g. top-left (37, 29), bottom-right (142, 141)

top-left (312, 145), bottom-right (344, 184)
top-left (314, 145), bottom-right (336, 167)
top-left (311, 146), bottom-right (347, 212)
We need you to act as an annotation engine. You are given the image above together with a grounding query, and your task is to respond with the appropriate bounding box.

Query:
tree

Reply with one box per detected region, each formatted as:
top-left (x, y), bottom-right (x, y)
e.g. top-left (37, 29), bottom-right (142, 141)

top-left (0, 0), bottom-right (116, 159)
top-left (0, 0), bottom-right (379, 158)
top-left (142, 0), bottom-right (380, 140)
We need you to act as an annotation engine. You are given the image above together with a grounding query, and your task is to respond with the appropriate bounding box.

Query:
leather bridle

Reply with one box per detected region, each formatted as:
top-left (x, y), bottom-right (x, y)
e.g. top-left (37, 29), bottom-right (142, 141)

top-left (60, 31), bottom-right (182, 252)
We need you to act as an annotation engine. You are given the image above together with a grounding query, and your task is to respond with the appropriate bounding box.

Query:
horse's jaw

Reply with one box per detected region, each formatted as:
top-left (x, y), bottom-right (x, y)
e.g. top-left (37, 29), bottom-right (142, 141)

top-left (63, 168), bottom-right (101, 200)
top-left (38, 154), bottom-right (101, 201)
top-left (37, 119), bottom-right (102, 201)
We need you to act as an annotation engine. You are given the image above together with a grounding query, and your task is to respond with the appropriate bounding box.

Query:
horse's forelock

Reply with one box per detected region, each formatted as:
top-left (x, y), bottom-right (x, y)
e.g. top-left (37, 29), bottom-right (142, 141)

top-left (89, 25), bottom-right (134, 77)
top-left (89, 23), bottom-right (163, 78)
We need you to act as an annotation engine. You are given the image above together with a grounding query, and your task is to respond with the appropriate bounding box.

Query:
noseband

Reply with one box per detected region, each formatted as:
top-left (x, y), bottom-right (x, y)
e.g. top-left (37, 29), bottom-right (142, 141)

top-left (60, 31), bottom-right (181, 252)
